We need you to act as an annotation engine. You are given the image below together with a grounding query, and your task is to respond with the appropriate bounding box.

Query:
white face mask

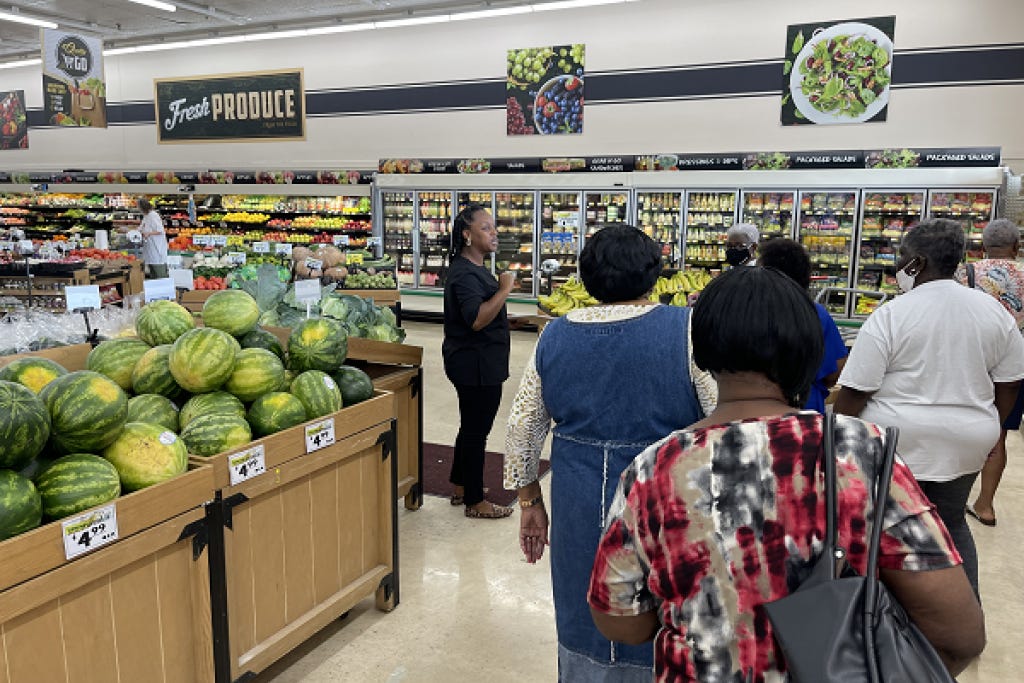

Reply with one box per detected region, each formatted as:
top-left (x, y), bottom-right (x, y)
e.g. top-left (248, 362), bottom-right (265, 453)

top-left (896, 264), bottom-right (917, 293)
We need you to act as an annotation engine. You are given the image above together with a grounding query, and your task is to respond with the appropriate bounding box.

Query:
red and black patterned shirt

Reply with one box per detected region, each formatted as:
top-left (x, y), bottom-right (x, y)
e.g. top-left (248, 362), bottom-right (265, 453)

top-left (588, 412), bottom-right (960, 683)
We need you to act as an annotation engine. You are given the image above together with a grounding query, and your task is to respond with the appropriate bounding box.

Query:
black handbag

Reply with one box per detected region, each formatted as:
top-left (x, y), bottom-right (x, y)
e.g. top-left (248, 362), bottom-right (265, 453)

top-left (764, 411), bottom-right (955, 683)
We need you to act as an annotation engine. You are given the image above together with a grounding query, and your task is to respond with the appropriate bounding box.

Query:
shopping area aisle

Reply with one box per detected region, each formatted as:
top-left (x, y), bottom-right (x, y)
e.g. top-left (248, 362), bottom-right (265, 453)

top-left (258, 322), bottom-right (1022, 683)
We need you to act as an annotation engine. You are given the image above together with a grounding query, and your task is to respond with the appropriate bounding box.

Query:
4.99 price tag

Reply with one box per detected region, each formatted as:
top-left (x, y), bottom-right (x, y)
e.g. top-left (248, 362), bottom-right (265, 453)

top-left (305, 418), bottom-right (336, 454)
top-left (62, 504), bottom-right (119, 560)
top-left (228, 445), bottom-right (266, 486)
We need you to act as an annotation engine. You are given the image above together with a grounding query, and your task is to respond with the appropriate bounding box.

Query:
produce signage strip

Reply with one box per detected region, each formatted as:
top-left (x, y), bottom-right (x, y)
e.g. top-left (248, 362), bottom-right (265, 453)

top-left (0, 169), bottom-right (373, 185)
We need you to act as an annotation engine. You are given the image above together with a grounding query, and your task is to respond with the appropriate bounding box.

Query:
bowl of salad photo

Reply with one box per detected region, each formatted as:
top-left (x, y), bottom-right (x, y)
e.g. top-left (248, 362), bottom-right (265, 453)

top-left (789, 22), bottom-right (893, 124)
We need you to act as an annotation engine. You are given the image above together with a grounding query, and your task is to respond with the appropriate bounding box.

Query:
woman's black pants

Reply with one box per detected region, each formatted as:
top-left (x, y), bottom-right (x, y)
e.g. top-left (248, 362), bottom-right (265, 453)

top-left (450, 383), bottom-right (503, 507)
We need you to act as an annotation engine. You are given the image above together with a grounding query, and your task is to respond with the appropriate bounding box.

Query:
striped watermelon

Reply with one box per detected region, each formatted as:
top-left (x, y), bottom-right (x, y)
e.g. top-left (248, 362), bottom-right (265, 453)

top-left (87, 339), bottom-right (152, 392)
top-left (247, 392), bottom-right (308, 437)
top-left (181, 414), bottom-right (252, 457)
top-left (291, 371), bottom-right (343, 419)
top-left (136, 299), bottom-right (195, 346)
top-left (126, 394), bottom-right (180, 433)
top-left (287, 318), bottom-right (347, 373)
top-left (0, 380), bottom-right (51, 470)
top-left (0, 470), bottom-right (42, 540)
top-left (0, 357), bottom-right (68, 394)
top-left (35, 453), bottom-right (121, 520)
top-left (333, 366), bottom-right (375, 407)
top-left (240, 328), bottom-right (285, 361)
top-left (179, 392), bottom-right (245, 430)
top-left (103, 422), bottom-right (187, 492)
top-left (40, 371), bottom-right (128, 454)
top-left (224, 348), bottom-right (285, 403)
top-left (131, 345), bottom-right (184, 399)
top-left (202, 290), bottom-right (260, 337)
top-left (169, 328), bottom-right (238, 394)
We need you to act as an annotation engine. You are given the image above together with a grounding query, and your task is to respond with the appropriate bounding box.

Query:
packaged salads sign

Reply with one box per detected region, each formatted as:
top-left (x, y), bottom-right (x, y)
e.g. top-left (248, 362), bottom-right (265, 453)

top-left (41, 30), bottom-right (107, 128)
top-left (154, 69), bottom-right (305, 143)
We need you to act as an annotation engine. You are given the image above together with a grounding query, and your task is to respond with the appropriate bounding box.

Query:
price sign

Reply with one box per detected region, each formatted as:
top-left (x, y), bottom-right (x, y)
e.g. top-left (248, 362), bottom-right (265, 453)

top-left (305, 418), bottom-right (336, 454)
top-left (192, 235), bottom-right (209, 246)
top-left (332, 235), bottom-right (350, 246)
top-left (228, 445), bottom-right (267, 486)
top-left (65, 284), bottom-right (101, 311)
top-left (227, 251), bottom-right (247, 265)
top-left (365, 237), bottom-right (381, 248)
top-left (62, 504), bottom-right (119, 560)
top-left (170, 268), bottom-right (194, 290)
top-left (144, 277), bottom-right (176, 302)
top-left (166, 253), bottom-right (184, 268)
top-left (305, 258), bottom-right (323, 270)
top-left (18, 239), bottom-right (34, 253)
top-left (0, 241), bottom-right (13, 251)
top-left (211, 235), bottom-right (229, 247)
top-left (294, 278), bottom-right (321, 303)
top-left (345, 253), bottom-right (364, 265)
top-left (252, 241), bottom-right (270, 254)
top-left (275, 242), bottom-right (293, 255)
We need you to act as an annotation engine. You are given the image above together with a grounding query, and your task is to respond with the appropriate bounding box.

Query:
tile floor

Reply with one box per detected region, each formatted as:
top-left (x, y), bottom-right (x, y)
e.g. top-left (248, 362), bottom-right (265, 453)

top-left (258, 321), bottom-right (1023, 683)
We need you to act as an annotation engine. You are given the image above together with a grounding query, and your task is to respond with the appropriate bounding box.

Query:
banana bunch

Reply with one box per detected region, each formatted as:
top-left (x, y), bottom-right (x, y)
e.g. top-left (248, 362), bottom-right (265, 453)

top-left (647, 271), bottom-right (714, 305)
top-left (538, 276), bottom-right (600, 316)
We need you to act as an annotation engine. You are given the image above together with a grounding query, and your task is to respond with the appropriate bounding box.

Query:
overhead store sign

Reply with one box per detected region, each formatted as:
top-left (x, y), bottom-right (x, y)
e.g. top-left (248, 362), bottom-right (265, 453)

top-left (41, 30), bottom-right (107, 128)
top-left (154, 69), bottom-right (305, 143)
top-left (0, 168), bottom-right (372, 185)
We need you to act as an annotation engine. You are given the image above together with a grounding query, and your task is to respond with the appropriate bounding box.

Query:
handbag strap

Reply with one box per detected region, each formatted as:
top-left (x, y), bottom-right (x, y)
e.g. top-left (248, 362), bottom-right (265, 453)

top-left (822, 407), bottom-right (839, 580)
top-left (967, 262), bottom-right (977, 289)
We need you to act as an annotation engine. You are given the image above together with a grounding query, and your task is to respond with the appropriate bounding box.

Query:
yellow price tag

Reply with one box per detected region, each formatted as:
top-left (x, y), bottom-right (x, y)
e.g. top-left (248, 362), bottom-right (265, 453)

top-left (346, 253), bottom-right (364, 265)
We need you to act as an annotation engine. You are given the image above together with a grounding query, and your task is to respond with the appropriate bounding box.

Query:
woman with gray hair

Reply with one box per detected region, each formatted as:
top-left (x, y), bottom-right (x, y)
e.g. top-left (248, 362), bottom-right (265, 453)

top-left (836, 218), bottom-right (1024, 597)
top-left (724, 223), bottom-right (759, 266)
top-left (955, 217), bottom-right (1024, 526)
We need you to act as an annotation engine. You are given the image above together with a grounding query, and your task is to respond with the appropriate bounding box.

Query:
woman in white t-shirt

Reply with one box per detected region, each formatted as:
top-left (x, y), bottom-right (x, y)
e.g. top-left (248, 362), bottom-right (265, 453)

top-left (836, 218), bottom-right (1024, 598)
top-left (137, 198), bottom-right (168, 278)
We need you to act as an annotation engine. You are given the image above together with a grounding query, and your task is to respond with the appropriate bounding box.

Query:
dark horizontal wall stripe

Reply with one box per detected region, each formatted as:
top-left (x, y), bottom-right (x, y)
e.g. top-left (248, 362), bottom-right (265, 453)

top-left (23, 45), bottom-right (1024, 127)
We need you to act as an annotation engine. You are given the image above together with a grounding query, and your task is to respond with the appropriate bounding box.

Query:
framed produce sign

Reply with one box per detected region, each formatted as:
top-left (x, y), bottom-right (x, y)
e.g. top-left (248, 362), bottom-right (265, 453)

top-left (154, 69), bottom-right (305, 143)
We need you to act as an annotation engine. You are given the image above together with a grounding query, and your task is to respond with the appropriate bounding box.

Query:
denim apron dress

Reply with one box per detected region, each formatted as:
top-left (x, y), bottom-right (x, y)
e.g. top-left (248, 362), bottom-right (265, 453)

top-left (535, 306), bottom-right (703, 682)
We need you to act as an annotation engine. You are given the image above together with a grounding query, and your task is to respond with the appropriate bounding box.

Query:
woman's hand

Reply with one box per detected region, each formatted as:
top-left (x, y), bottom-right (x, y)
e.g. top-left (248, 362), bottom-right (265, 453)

top-left (519, 504), bottom-right (549, 564)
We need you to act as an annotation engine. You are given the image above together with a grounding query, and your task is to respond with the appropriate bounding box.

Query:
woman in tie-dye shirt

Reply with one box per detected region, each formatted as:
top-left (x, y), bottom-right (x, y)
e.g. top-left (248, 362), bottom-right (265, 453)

top-left (588, 267), bottom-right (985, 682)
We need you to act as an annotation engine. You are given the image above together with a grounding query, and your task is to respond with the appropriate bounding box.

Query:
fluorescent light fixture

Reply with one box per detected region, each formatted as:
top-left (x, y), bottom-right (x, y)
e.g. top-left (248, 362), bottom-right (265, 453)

top-left (306, 22), bottom-right (376, 35)
top-left (0, 10), bottom-right (58, 29)
top-left (244, 29), bottom-right (309, 42)
top-left (127, 0), bottom-right (177, 11)
top-left (533, 0), bottom-right (623, 10)
top-left (375, 15), bottom-right (450, 28)
top-left (451, 7), bottom-right (533, 21)
top-left (0, 58), bottom-right (42, 70)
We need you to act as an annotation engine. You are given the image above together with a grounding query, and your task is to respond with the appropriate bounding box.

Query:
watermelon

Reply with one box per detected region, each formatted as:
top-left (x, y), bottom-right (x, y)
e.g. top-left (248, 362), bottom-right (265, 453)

top-left (127, 394), bottom-right (180, 433)
top-left (86, 339), bottom-right (152, 392)
top-left (224, 348), bottom-right (285, 403)
top-left (333, 366), bottom-right (375, 407)
top-left (179, 392), bottom-right (246, 430)
top-left (0, 357), bottom-right (69, 394)
top-left (18, 454), bottom-right (55, 482)
top-left (40, 371), bottom-right (128, 454)
top-left (202, 290), bottom-right (260, 337)
top-left (136, 300), bottom-right (195, 346)
top-left (287, 318), bottom-right (347, 373)
top-left (132, 345), bottom-right (183, 399)
top-left (247, 392), bottom-right (308, 437)
top-left (181, 414), bottom-right (252, 457)
top-left (0, 380), bottom-right (51, 470)
top-left (240, 328), bottom-right (285, 361)
top-left (291, 371), bottom-right (343, 419)
top-left (0, 470), bottom-right (42, 540)
top-left (169, 328), bottom-right (238, 394)
top-left (103, 422), bottom-right (187, 492)
top-left (35, 453), bottom-right (121, 520)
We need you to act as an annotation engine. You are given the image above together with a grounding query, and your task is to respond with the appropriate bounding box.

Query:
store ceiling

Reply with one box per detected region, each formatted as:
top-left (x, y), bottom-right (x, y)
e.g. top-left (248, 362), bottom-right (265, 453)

top-left (0, 0), bottom-right (531, 61)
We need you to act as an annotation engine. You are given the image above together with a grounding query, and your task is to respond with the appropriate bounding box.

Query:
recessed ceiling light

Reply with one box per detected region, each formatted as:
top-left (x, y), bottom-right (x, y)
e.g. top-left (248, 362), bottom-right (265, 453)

top-left (0, 10), bottom-right (58, 29)
top-left (127, 0), bottom-right (177, 12)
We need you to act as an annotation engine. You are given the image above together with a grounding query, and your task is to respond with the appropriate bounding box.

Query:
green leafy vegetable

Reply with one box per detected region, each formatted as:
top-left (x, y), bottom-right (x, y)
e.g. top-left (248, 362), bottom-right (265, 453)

top-left (792, 31), bottom-right (805, 54)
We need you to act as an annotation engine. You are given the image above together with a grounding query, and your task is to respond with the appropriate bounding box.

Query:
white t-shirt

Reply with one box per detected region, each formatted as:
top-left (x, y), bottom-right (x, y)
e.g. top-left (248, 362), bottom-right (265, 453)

top-left (839, 279), bottom-right (1024, 481)
top-left (140, 210), bottom-right (168, 265)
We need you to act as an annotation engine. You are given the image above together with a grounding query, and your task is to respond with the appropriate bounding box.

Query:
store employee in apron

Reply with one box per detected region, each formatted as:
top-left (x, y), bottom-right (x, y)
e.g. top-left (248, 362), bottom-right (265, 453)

top-left (138, 198), bottom-right (169, 278)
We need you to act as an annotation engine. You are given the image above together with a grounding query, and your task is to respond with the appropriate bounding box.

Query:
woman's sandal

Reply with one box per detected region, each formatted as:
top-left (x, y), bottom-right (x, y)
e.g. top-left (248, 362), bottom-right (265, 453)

top-left (965, 505), bottom-right (997, 527)
top-left (464, 502), bottom-right (514, 519)
top-left (450, 494), bottom-right (464, 506)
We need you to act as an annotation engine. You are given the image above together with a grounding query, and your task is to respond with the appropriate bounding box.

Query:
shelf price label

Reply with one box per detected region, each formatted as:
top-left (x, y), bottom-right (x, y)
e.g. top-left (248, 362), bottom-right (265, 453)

top-left (192, 235), bottom-right (210, 246)
top-left (252, 241), bottom-right (270, 254)
top-left (332, 235), bottom-right (350, 246)
top-left (166, 253), bottom-right (184, 268)
top-left (18, 239), bottom-right (34, 253)
top-left (305, 418), bottom-right (336, 454)
top-left (228, 444), bottom-right (267, 486)
top-left (275, 242), bottom-right (293, 256)
top-left (144, 277), bottom-right (176, 302)
top-left (62, 504), bottom-right (119, 560)
top-left (227, 251), bottom-right (247, 265)
top-left (294, 277), bottom-right (321, 303)
top-left (0, 241), bottom-right (13, 251)
top-left (305, 258), bottom-right (323, 271)
top-left (170, 268), bottom-right (194, 290)
top-left (345, 253), bottom-right (364, 265)
top-left (211, 235), bottom-right (229, 247)
top-left (65, 284), bottom-right (101, 311)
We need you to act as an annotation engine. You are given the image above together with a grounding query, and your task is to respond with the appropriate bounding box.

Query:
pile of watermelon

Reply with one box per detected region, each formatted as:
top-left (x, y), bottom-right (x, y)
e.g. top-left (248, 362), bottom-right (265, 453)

top-left (0, 289), bottom-right (376, 542)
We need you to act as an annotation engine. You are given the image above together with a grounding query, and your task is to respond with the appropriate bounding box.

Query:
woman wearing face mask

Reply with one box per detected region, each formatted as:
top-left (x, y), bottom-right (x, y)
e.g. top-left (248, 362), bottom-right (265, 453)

top-left (835, 218), bottom-right (1024, 597)
top-left (724, 223), bottom-right (759, 267)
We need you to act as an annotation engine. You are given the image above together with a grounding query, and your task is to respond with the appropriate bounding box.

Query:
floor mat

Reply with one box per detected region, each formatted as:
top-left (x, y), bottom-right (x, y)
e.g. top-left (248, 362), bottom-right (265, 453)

top-left (422, 442), bottom-right (550, 506)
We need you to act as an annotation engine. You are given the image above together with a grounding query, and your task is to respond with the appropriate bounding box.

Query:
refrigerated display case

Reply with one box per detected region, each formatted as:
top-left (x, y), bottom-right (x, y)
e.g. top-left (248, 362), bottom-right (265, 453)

top-left (495, 192), bottom-right (537, 296)
top-left (926, 190), bottom-right (996, 262)
top-left (853, 190), bottom-right (924, 316)
top-left (416, 191), bottom-right (452, 288)
top-left (740, 190), bottom-right (795, 242)
top-left (540, 191), bottom-right (582, 286)
top-left (683, 190), bottom-right (737, 273)
top-left (382, 191), bottom-right (415, 286)
top-left (636, 191), bottom-right (683, 267)
top-left (798, 190), bottom-right (858, 315)
top-left (583, 191), bottom-right (630, 236)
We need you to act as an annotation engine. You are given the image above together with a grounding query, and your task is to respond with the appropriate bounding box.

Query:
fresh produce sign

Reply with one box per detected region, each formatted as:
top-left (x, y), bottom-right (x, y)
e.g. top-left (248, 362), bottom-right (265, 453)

top-left (41, 29), bottom-right (107, 128)
top-left (154, 69), bottom-right (305, 143)
top-left (782, 16), bottom-right (895, 125)
top-left (507, 44), bottom-right (584, 135)
top-left (0, 91), bottom-right (28, 150)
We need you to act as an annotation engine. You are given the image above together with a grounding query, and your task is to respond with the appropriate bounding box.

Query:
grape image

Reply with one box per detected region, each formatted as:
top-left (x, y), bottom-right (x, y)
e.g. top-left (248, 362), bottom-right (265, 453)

top-left (507, 44), bottom-right (585, 136)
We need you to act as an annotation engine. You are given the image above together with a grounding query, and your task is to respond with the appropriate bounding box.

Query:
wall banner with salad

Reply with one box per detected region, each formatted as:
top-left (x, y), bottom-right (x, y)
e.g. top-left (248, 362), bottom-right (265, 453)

top-left (41, 29), bottom-right (107, 128)
top-left (0, 91), bottom-right (29, 149)
top-left (782, 16), bottom-right (895, 126)
top-left (507, 44), bottom-right (585, 136)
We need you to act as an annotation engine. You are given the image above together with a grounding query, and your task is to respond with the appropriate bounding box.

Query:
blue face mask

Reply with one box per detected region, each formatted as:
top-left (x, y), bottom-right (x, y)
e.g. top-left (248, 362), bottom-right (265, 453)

top-left (725, 246), bottom-right (752, 266)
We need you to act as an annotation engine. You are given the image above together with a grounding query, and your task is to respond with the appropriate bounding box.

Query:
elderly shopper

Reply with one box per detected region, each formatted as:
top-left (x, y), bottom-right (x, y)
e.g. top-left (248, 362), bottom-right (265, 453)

top-left (724, 222), bottom-right (759, 267)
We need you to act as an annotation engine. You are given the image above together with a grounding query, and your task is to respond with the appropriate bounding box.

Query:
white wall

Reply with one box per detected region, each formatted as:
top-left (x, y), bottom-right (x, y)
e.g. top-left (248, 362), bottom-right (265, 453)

top-left (1, 0), bottom-right (1022, 171)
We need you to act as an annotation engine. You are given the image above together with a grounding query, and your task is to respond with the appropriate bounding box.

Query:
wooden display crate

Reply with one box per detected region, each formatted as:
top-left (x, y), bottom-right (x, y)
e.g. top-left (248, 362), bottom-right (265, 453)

top-left (0, 464), bottom-right (217, 683)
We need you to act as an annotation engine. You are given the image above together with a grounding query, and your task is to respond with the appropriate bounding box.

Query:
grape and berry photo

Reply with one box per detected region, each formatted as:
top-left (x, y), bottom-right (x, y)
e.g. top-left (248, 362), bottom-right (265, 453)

top-left (506, 44), bottom-right (585, 136)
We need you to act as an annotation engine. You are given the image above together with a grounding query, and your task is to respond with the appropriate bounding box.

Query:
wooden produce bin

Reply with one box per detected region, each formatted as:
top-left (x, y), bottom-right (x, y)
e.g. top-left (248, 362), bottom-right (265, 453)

top-left (0, 464), bottom-right (217, 683)
top-left (192, 391), bottom-right (399, 682)
top-left (180, 288), bottom-right (214, 313)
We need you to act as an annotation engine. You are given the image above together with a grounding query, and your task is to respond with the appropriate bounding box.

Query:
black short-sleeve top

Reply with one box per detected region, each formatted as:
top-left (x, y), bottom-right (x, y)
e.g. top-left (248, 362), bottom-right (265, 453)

top-left (442, 256), bottom-right (510, 386)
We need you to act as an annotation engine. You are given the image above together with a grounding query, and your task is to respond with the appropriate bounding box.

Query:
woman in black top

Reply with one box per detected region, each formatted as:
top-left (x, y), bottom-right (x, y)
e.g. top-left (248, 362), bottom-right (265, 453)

top-left (444, 204), bottom-right (516, 519)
